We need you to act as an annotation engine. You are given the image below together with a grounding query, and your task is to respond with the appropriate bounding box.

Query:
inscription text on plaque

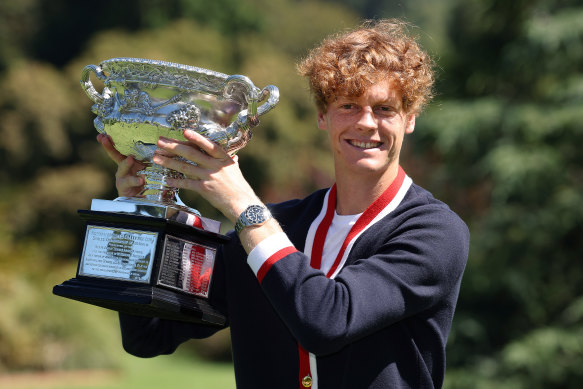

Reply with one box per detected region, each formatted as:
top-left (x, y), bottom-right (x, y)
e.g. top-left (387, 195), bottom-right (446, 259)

top-left (158, 235), bottom-right (216, 298)
top-left (79, 226), bottom-right (158, 283)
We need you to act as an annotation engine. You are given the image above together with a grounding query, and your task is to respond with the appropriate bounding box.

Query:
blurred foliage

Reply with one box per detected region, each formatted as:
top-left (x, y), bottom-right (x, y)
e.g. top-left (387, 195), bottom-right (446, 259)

top-left (1, 0), bottom-right (582, 387)
top-left (407, 0), bottom-right (583, 387)
top-left (0, 0), bottom-right (356, 373)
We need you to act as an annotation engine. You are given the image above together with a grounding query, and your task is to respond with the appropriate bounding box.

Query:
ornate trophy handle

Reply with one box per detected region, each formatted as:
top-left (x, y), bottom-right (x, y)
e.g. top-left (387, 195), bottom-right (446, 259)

top-left (223, 76), bottom-right (279, 142)
top-left (80, 64), bottom-right (107, 104)
top-left (257, 85), bottom-right (280, 118)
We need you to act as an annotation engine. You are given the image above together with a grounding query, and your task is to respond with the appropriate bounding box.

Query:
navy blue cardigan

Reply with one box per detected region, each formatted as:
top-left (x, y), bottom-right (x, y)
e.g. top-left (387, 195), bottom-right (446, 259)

top-left (119, 183), bottom-right (469, 388)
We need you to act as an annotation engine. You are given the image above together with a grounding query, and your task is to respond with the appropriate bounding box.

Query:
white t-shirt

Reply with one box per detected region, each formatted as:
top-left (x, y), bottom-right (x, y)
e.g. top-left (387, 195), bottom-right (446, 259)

top-left (319, 212), bottom-right (362, 276)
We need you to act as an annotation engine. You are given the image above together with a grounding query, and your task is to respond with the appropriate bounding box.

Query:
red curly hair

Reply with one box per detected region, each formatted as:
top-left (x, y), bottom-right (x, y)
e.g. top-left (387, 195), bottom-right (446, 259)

top-left (297, 19), bottom-right (434, 115)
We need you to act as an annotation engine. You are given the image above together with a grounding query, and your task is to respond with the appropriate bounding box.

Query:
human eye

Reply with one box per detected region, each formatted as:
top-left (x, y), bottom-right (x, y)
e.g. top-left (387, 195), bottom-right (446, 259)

top-left (339, 103), bottom-right (355, 110)
top-left (375, 105), bottom-right (397, 116)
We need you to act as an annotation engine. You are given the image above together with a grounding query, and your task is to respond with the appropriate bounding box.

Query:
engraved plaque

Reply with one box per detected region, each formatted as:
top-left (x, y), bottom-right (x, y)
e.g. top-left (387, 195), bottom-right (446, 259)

top-left (79, 226), bottom-right (158, 282)
top-left (158, 235), bottom-right (217, 298)
top-left (54, 210), bottom-right (228, 325)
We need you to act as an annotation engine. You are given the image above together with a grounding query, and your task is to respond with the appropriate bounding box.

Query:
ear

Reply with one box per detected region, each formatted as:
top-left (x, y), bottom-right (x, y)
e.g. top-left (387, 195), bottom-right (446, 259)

top-left (317, 111), bottom-right (328, 131)
top-left (405, 114), bottom-right (416, 134)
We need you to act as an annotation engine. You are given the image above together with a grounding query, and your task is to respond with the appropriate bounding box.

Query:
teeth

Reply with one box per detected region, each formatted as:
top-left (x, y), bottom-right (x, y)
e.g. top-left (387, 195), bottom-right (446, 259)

top-left (349, 140), bottom-right (381, 149)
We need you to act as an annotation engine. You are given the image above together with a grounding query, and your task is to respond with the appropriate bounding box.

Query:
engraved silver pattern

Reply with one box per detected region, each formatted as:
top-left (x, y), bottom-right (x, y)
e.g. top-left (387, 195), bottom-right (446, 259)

top-left (81, 57), bottom-right (279, 214)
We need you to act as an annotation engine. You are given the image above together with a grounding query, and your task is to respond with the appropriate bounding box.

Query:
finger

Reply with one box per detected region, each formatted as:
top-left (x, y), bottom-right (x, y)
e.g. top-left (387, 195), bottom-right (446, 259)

top-left (97, 134), bottom-right (126, 165)
top-left (165, 176), bottom-right (201, 192)
top-left (152, 153), bottom-right (202, 179)
top-left (116, 155), bottom-right (139, 179)
top-left (115, 157), bottom-right (145, 197)
top-left (157, 136), bottom-right (213, 166)
top-left (117, 174), bottom-right (145, 190)
top-left (183, 129), bottom-right (230, 160)
top-left (153, 147), bottom-right (176, 158)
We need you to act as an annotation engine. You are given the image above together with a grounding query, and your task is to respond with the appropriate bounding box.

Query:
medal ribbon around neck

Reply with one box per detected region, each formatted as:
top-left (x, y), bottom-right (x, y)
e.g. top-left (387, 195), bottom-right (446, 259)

top-left (298, 166), bottom-right (407, 388)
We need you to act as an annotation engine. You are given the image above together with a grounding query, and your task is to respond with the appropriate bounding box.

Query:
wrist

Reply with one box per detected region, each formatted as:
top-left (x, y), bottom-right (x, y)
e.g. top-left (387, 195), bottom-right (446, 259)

top-left (226, 194), bottom-right (263, 223)
top-left (238, 218), bottom-right (283, 254)
top-left (234, 204), bottom-right (273, 235)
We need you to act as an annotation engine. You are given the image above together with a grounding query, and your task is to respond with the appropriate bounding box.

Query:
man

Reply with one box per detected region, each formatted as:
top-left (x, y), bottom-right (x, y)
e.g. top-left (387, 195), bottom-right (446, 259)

top-left (99, 19), bottom-right (469, 389)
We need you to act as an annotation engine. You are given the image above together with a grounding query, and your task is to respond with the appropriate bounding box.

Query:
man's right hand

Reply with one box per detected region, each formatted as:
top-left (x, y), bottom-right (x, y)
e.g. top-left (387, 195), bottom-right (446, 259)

top-left (97, 134), bottom-right (146, 197)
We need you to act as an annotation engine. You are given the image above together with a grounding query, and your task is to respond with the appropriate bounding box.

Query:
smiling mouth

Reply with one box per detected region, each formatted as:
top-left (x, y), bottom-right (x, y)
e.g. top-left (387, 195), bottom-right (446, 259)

top-left (347, 140), bottom-right (383, 149)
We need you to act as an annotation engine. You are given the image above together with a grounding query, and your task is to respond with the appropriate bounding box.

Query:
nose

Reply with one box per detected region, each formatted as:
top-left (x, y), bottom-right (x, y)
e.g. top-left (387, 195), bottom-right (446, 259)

top-left (356, 107), bottom-right (377, 131)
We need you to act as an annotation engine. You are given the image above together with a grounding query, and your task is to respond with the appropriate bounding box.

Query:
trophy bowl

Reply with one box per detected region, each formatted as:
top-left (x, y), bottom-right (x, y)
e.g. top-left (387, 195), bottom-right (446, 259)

top-left (53, 58), bottom-right (279, 325)
top-left (81, 57), bottom-right (279, 223)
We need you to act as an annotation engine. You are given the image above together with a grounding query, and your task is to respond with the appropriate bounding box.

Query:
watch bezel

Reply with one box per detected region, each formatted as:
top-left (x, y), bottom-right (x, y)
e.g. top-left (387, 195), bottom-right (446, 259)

top-left (235, 204), bottom-right (272, 234)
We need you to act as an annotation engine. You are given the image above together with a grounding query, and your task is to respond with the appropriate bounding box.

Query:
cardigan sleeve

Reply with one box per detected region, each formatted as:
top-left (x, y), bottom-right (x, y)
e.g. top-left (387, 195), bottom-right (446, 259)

top-left (247, 204), bottom-right (469, 356)
top-left (118, 242), bottom-right (230, 358)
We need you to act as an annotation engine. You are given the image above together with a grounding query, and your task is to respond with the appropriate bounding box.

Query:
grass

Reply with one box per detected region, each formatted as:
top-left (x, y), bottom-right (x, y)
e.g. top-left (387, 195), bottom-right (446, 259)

top-left (1, 350), bottom-right (236, 389)
top-left (0, 252), bottom-right (236, 389)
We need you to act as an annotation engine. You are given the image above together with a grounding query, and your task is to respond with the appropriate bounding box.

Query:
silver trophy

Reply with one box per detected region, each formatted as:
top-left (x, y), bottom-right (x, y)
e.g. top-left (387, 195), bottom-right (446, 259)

top-left (54, 58), bottom-right (279, 325)
top-left (81, 57), bottom-right (279, 230)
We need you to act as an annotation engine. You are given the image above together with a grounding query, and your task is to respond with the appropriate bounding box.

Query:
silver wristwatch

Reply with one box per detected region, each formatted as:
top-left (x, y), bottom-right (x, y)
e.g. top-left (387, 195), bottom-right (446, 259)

top-left (234, 205), bottom-right (272, 234)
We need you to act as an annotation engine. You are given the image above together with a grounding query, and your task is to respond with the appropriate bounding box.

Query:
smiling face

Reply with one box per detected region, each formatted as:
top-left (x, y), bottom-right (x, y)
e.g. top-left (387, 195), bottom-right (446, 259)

top-left (317, 79), bottom-right (415, 187)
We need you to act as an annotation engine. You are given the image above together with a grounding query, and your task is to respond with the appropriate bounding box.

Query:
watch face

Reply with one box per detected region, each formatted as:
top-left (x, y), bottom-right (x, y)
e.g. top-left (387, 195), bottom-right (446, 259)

top-left (236, 205), bottom-right (272, 234)
top-left (246, 205), bottom-right (266, 224)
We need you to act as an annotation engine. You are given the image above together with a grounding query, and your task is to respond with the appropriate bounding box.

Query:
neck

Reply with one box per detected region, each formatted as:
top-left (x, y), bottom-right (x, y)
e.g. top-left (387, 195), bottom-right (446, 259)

top-left (334, 164), bottom-right (400, 215)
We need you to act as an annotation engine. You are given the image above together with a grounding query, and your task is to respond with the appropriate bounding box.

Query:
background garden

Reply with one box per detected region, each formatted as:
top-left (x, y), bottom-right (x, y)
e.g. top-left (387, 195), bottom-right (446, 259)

top-left (1, 0), bottom-right (582, 388)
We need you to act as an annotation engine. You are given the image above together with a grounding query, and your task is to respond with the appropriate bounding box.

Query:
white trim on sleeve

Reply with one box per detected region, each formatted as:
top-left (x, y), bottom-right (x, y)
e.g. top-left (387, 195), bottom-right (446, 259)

top-left (247, 232), bottom-right (294, 277)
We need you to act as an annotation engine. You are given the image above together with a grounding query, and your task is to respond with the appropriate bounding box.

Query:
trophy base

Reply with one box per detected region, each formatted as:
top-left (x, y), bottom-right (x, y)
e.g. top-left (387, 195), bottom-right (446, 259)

top-left (53, 277), bottom-right (225, 325)
top-left (53, 209), bottom-right (229, 327)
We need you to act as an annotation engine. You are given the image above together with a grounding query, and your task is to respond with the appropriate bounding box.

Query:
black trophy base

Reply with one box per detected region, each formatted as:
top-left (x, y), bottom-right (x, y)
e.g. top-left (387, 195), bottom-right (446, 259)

top-left (53, 277), bottom-right (225, 325)
top-left (53, 209), bottom-right (229, 327)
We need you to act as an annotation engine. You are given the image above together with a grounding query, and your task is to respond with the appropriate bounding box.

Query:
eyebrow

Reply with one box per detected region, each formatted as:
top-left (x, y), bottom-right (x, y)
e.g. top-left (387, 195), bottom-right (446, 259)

top-left (335, 96), bottom-right (402, 109)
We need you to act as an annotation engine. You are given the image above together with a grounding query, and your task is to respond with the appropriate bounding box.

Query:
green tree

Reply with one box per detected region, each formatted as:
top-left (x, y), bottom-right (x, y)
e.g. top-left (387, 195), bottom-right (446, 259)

top-left (407, 0), bottom-right (583, 387)
top-left (0, 0), bottom-right (359, 372)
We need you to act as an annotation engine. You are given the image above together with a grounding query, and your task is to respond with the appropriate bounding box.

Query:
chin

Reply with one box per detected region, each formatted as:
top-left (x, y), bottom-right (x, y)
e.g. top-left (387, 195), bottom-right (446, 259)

top-left (347, 161), bottom-right (388, 175)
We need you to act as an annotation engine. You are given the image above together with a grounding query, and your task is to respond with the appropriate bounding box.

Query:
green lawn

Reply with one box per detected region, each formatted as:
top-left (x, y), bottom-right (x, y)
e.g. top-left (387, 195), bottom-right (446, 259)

top-left (9, 351), bottom-right (236, 389)
top-left (1, 263), bottom-right (236, 389)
